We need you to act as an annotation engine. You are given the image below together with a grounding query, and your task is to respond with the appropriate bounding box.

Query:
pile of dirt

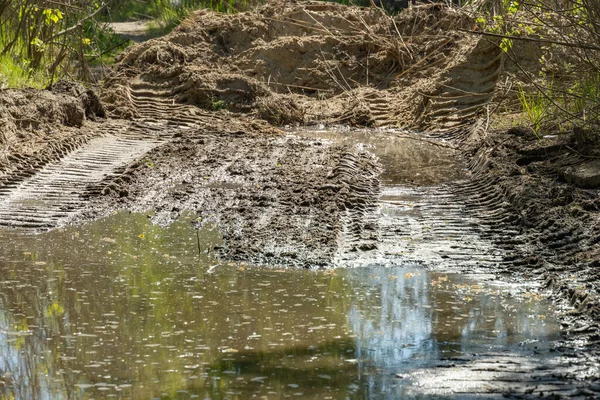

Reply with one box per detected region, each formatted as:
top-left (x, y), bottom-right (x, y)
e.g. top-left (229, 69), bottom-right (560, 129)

top-left (102, 2), bottom-right (494, 131)
top-left (0, 82), bottom-right (105, 179)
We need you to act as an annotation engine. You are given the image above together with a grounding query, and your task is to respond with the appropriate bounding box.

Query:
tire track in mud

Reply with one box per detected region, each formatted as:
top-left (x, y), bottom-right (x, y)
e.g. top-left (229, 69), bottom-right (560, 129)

top-left (0, 133), bottom-right (164, 229)
top-left (327, 139), bottom-right (588, 398)
top-left (418, 38), bottom-right (502, 140)
top-left (326, 130), bottom-right (516, 272)
top-left (0, 77), bottom-right (225, 230)
top-left (366, 37), bottom-right (502, 138)
top-left (333, 149), bottom-right (381, 257)
top-left (418, 128), bottom-right (600, 396)
top-left (127, 78), bottom-right (224, 130)
top-left (464, 143), bottom-right (600, 333)
top-left (463, 143), bottom-right (600, 318)
top-left (334, 182), bottom-right (517, 272)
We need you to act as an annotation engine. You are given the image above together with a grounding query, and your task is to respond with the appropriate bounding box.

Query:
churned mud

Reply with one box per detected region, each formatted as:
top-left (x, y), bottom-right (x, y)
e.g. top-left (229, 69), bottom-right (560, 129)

top-left (1, 1), bottom-right (600, 397)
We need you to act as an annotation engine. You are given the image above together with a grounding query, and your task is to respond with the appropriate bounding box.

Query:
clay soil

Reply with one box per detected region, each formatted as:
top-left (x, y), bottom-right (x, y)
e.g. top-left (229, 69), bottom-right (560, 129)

top-left (1, 1), bottom-right (600, 395)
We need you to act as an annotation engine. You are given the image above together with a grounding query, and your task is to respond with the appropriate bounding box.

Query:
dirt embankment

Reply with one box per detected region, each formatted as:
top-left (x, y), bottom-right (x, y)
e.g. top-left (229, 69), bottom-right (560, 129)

top-left (0, 81), bottom-right (105, 185)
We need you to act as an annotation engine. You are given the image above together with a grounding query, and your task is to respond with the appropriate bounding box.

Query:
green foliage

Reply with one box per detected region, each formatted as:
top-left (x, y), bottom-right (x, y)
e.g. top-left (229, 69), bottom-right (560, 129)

top-left (517, 85), bottom-right (547, 136)
top-left (109, 0), bottom-right (255, 22)
top-left (499, 37), bottom-right (513, 53)
top-left (0, 1), bottom-right (127, 87)
top-left (210, 98), bottom-right (225, 111)
top-left (107, 0), bottom-right (259, 39)
top-left (473, 0), bottom-right (600, 131)
top-left (565, 72), bottom-right (600, 120)
top-left (0, 38), bottom-right (46, 88)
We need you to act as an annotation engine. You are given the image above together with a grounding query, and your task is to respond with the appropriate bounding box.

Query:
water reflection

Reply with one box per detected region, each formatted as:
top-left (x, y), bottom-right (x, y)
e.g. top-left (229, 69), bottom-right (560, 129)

top-left (0, 213), bottom-right (561, 399)
top-left (291, 129), bottom-right (465, 185)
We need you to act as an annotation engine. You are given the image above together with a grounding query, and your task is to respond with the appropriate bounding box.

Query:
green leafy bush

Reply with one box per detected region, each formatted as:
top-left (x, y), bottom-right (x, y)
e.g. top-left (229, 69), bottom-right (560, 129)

top-left (0, 1), bottom-right (127, 87)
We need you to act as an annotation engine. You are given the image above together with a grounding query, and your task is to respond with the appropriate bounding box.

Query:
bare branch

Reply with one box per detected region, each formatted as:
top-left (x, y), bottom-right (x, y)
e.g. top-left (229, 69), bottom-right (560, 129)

top-left (458, 28), bottom-right (600, 52)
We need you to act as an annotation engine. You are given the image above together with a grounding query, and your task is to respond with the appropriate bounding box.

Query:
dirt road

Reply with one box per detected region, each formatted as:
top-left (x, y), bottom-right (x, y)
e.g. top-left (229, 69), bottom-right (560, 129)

top-left (0, 2), bottom-right (599, 397)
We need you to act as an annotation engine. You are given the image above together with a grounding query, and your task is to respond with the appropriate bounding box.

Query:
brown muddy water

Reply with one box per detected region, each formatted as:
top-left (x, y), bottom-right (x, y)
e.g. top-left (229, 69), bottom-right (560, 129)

top-left (0, 130), bottom-right (566, 399)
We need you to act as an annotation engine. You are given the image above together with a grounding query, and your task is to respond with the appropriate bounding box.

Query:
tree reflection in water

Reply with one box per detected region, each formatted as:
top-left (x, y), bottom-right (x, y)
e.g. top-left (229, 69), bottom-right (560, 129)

top-left (0, 213), bottom-right (561, 399)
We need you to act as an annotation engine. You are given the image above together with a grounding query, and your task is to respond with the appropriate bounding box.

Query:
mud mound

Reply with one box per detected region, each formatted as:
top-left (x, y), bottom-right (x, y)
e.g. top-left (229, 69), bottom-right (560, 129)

top-left (175, 69), bottom-right (269, 112)
top-left (0, 84), bottom-right (105, 162)
top-left (103, 2), bottom-right (498, 131)
top-left (49, 80), bottom-right (106, 120)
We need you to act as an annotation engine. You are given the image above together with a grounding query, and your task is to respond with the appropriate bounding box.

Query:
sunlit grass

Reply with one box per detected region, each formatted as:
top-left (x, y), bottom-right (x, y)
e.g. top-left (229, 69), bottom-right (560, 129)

top-left (0, 39), bottom-right (47, 89)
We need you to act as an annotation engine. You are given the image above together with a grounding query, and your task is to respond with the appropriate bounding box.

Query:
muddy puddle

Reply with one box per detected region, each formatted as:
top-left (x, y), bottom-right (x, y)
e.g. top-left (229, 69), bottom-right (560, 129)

top-left (291, 127), bottom-right (465, 186)
top-left (0, 129), bottom-right (574, 399)
top-left (0, 208), bottom-right (564, 399)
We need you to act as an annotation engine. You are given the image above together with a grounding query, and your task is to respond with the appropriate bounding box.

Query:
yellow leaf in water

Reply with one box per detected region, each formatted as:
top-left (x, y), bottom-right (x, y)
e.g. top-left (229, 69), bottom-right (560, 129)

top-left (138, 234), bottom-right (145, 239)
top-left (404, 272), bottom-right (418, 279)
top-left (238, 267), bottom-right (245, 271)
top-left (389, 275), bottom-right (397, 279)
top-left (465, 296), bottom-right (472, 302)
top-left (538, 315), bottom-right (546, 319)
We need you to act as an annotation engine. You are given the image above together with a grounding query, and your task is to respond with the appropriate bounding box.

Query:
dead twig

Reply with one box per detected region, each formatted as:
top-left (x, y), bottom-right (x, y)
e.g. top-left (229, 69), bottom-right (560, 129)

top-left (458, 28), bottom-right (600, 52)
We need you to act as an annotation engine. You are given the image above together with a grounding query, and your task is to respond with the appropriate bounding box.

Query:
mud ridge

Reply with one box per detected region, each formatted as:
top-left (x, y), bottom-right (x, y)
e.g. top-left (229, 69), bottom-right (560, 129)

top-left (443, 128), bottom-right (600, 394)
top-left (333, 149), bottom-right (381, 256)
top-left (74, 131), bottom-right (383, 269)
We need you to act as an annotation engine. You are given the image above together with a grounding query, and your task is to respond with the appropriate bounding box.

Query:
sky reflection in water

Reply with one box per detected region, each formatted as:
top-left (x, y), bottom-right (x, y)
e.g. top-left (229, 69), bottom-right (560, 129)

top-left (0, 212), bottom-right (561, 399)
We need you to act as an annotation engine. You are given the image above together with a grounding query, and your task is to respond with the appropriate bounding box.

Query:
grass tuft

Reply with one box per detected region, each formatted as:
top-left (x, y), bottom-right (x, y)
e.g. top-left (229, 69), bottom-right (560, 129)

top-left (517, 85), bottom-right (547, 137)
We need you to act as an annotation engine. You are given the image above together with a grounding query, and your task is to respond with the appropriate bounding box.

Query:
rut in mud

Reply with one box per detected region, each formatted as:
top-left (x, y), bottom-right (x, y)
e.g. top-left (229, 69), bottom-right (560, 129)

top-left (0, 133), bottom-right (162, 228)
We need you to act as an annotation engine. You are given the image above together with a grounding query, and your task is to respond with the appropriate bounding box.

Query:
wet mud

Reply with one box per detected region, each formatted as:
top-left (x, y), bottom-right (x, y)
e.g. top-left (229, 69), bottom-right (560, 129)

top-left (0, 1), bottom-right (599, 398)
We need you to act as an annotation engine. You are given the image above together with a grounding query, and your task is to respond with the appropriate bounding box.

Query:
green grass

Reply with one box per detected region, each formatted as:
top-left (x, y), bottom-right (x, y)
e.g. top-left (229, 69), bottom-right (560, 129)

top-left (108, 0), bottom-right (255, 30)
top-left (0, 39), bottom-right (47, 89)
top-left (516, 71), bottom-right (600, 135)
top-left (517, 85), bottom-right (547, 137)
top-left (566, 72), bottom-right (600, 123)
